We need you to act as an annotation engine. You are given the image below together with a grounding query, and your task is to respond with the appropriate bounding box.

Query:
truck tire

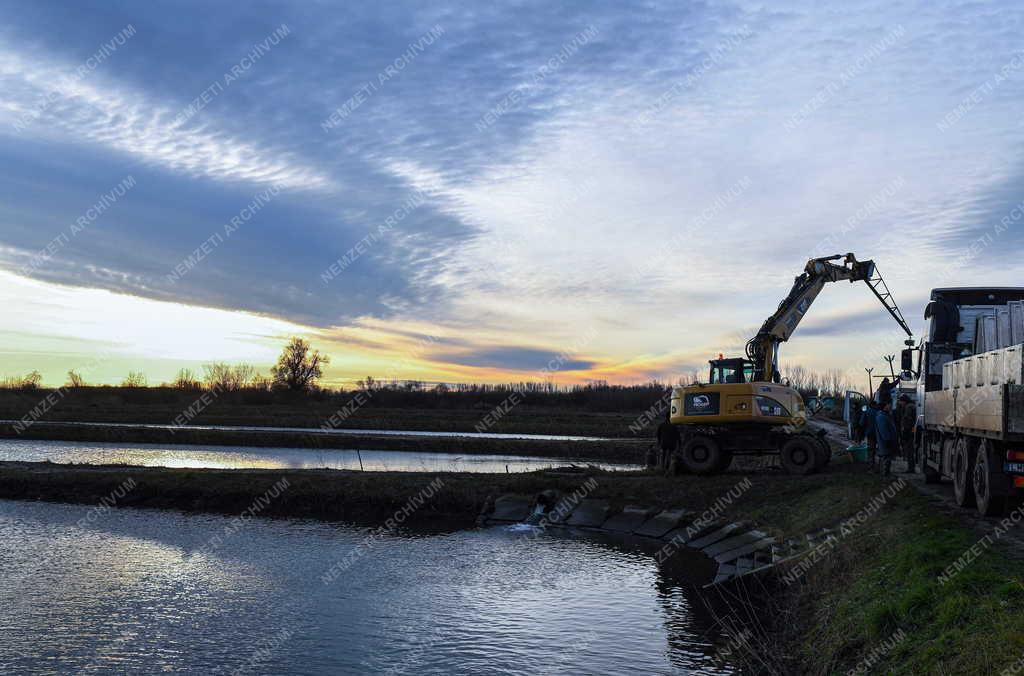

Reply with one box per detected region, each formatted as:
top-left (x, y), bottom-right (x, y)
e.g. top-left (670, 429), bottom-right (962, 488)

top-left (679, 436), bottom-right (725, 475)
top-left (781, 437), bottom-right (818, 475)
top-left (917, 432), bottom-right (937, 481)
top-left (973, 440), bottom-right (1005, 517)
top-left (953, 436), bottom-right (976, 508)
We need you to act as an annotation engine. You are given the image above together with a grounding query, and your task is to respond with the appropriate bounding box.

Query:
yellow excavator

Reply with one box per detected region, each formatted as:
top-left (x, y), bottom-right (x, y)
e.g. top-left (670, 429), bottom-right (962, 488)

top-left (661, 253), bottom-right (912, 475)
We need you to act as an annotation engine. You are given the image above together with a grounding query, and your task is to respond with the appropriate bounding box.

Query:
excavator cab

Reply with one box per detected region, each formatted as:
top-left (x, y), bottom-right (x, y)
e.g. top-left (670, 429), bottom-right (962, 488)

top-left (708, 358), bottom-right (755, 384)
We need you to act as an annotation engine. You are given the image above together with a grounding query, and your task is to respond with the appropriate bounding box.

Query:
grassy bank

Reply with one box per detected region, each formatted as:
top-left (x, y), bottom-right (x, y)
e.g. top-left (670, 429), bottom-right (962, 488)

top-left (0, 421), bottom-right (648, 463)
top-left (776, 487), bottom-right (1024, 675)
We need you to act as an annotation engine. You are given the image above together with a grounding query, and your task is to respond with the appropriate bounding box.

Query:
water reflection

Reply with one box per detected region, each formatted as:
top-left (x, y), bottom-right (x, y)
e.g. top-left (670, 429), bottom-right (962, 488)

top-left (0, 419), bottom-right (606, 441)
top-left (0, 500), bottom-right (747, 674)
top-left (0, 439), bottom-right (638, 473)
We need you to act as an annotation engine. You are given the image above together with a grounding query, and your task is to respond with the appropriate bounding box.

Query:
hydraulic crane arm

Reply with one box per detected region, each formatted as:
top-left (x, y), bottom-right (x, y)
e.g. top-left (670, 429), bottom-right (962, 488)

top-left (745, 253), bottom-right (912, 382)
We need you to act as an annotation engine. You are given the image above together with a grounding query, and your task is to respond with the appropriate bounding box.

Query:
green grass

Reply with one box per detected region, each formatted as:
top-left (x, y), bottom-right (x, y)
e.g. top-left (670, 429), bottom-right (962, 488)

top-left (789, 491), bottom-right (1024, 674)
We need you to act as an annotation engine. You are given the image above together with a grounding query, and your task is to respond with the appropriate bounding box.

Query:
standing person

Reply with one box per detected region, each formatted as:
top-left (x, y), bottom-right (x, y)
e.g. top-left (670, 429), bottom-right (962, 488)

top-left (656, 410), bottom-right (678, 472)
top-left (876, 377), bottom-right (894, 408)
top-left (875, 401), bottom-right (897, 478)
top-left (860, 401), bottom-right (878, 471)
top-left (897, 395), bottom-right (916, 473)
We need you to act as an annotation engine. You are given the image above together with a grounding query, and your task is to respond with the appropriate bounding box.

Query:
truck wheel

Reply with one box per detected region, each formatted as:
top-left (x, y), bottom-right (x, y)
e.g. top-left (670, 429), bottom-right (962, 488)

top-left (781, 437), bottom-right (818, 475)
top-left (953, 437), bottom-right (976, 508)
top-left (973, 440), bottom-right (1005, 517)
top-left (680, 436), bottom-right (725, 475)
top-left (922, 433), bottom-right (941, 483)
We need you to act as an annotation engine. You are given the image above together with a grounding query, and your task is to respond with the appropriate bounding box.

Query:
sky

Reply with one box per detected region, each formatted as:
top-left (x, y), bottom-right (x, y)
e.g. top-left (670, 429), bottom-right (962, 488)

top-left (1, 0), bottom-right (1024, 389)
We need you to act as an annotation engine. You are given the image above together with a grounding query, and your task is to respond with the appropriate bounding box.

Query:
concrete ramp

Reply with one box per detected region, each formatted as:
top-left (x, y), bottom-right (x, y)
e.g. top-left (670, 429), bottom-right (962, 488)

top-left (566, 499), bottom-right (611, 528)
top-left (603, 505), bottom-right (657, 533)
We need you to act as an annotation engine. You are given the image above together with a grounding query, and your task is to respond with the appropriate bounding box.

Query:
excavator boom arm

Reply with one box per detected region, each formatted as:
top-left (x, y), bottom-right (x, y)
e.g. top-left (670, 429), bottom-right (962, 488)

top-left (745, 253), bottom-right (912, 382)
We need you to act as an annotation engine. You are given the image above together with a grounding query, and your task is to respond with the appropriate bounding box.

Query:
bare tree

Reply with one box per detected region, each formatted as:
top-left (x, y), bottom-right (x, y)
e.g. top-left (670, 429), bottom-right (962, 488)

top-left (66, 370), bottom-right (86, 388)
top-left (202, 362), bottom-right (258, 391)
top-left (172, 368), bottom-right (201, 390)
top-left (824, 368), bottom-right (848, 397)
top-left (271, 338), bottom-right (330, 391)
top-left (121, 371), bottom-right (147, 388)
top-left (784, 364), bottom-right (808, 391)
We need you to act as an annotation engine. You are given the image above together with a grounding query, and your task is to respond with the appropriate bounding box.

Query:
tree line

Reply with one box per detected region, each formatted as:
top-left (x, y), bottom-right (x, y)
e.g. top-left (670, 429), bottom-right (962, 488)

top-left (0, 337), bottom-right (860, 408)
top-left (1, 338), bottom-right (329, 393)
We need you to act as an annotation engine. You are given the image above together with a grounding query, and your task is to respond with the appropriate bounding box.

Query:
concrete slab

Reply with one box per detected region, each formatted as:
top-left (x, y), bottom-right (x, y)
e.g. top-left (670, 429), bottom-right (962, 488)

top-left (734, 556), bottom-right (754, 574)
top-left (603, 505), bottom-right (657, 533)
top-left (489, 494), bottom-right (534, 522)
top-left (714, 538), bottom-right (777, 563)
top-left (543, 497), bottom-right (580, 525)
top-left (634, 508), bottom-right (692, 538)
top-left (662, 519), bottom-right (723, 545)
top-left (701, 530), bottom-right (770, 558)
top-left (688, 522), bottom-right (748, 550)
top-left (566, 499), bottom-right (612, 528)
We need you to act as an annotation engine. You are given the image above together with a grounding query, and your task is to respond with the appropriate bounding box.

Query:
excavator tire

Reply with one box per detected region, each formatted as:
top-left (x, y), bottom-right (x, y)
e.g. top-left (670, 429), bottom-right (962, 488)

top-left (679, 436), bottom-right (725, 475)
top-left (781, 436), bottom-right (819, 475)
top-left (814, 437), bottom-right (831, 470)
top-left (714, 448), bottom-right (735, 473)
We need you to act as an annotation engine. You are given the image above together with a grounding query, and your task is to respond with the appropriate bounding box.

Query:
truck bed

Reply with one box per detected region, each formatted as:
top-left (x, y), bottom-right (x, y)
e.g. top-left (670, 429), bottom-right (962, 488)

top-left (924, 383), bottom-right (1024, 440)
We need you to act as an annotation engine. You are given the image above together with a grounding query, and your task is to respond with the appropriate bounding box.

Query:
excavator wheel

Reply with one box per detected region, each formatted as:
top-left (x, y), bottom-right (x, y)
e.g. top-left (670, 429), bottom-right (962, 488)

top-left (714, 448), bottom-right (734, 473)
top-left (780, 436), bottom-right (819, 475)
top-left (679, 435), bottom-right (726, 475)
top-left (814, 437), bottom-right (831, 470)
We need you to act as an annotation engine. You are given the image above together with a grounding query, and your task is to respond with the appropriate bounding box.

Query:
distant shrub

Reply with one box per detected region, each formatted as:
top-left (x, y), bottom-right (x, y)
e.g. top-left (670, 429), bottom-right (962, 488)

top-left (121, 371), bottom-right (147, 388)
top-left (0, 370), bottom-right (43, 390)
top-left (171, 368), bottom-right (202, 390)
top-left (202, 362), bottom-right (258, 392)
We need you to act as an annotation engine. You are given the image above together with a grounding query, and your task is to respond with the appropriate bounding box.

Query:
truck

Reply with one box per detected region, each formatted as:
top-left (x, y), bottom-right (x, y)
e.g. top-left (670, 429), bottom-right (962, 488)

top-left (901, 288), bottom-right (1024, 516)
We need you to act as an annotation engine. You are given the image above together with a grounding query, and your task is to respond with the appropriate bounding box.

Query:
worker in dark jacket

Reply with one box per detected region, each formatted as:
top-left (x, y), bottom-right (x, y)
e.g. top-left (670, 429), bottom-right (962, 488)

top-left (656, 411), bottom-right (678, 472)
top-left (896, 395), bottom-right (916, 472)
top-left (859, 401), bottom-right (878, 469)
top-left (875, 402), bottom-right (897, 477)
top-left (876, 377), bottom-right (895, 407)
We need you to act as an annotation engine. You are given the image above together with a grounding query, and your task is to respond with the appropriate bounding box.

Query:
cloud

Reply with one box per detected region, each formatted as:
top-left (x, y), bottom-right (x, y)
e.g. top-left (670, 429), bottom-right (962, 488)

top-left (2, 0), bottom-right (1024, 384)
top-left (431, 346), bottom-right (595, 372)
top-left (0, 46), bottom-right (332, 192)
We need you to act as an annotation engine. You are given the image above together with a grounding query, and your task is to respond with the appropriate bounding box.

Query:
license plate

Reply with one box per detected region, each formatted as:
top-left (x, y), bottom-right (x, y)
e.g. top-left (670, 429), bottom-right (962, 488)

top-left (1004, 462), bottom-right (1024, 474)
